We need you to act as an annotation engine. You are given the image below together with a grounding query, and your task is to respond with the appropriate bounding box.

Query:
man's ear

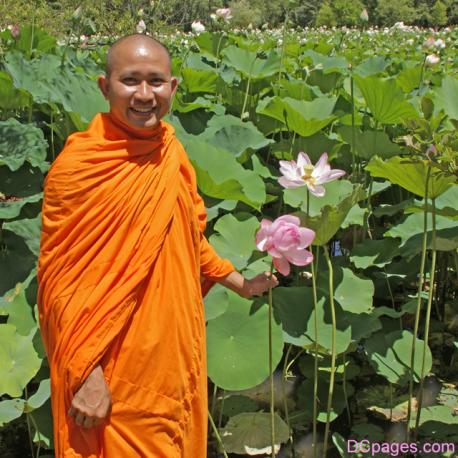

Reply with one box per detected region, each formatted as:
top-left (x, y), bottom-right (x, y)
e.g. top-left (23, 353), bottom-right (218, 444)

top-left (98, 75), bottom-right (109, 99)
top-left (170, 76), bottom-right (178, 97)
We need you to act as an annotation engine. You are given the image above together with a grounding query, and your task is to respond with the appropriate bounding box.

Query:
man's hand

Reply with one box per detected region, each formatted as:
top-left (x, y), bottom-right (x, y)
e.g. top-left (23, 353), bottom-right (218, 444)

top-left (68, 365), bottom-right (112, 429)
top-left (218, 271), bottom-right (279, 298)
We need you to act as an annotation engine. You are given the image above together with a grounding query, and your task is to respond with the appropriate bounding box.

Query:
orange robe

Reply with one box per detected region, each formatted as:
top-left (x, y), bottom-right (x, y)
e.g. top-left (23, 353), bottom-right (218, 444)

top-left (37, 113), bottom-right (235, 457)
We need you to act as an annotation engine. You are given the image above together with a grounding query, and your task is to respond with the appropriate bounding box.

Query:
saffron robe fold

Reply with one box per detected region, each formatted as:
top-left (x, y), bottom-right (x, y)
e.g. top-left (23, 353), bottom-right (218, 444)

top-left (37, 113), bottom-right (235, 457)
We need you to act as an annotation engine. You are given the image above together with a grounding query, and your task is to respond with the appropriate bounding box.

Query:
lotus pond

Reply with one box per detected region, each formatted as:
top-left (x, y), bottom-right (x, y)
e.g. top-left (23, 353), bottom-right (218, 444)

top-left (0, 24), bottom-right (457, 458)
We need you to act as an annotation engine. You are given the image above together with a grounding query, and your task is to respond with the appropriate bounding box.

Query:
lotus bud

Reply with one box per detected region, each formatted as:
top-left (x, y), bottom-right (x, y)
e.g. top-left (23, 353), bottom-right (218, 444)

top-left (360, 8), bottom-right (369, 22)
top-left (136, 19), bottom-right (146, 34)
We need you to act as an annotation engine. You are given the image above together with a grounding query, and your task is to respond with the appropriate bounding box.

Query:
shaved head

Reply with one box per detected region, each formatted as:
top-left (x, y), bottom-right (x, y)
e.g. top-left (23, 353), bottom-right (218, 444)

top-left (105, 34), bottom-right (172, 77)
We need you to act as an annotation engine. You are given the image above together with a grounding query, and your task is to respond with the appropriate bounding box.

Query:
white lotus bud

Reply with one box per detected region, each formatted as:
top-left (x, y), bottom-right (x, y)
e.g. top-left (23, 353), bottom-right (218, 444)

top-left (425, 54), bottom-right (440, 65)
top-left (136, 19), bottom-right (146, 34)
top-left (191, 21), bottom-right (205, 33)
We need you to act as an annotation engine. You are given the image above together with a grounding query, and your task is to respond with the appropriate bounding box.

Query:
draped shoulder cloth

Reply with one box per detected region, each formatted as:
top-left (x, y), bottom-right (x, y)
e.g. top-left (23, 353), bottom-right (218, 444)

top-left (37, 113), bottom-right (235, 457)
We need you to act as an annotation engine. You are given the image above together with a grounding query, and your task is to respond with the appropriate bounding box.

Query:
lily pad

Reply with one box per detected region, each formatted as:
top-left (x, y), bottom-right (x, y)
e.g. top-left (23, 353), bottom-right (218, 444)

top-left (206, 292), bottom-right (284, 391)
top-left (364, 330), bottom-right (432, 386)
top-left (220, 411), bottom-right (289, 455)
top-left (209, 214), bottom-right (259, 270)
top-left (0, 324), bottom-right (41, 397)
top-left (0, 119), bottom-right (48, 172)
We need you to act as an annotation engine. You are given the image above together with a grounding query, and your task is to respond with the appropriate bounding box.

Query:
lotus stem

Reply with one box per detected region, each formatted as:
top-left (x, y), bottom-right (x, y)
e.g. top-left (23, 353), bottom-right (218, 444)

top-left (240, 72), bottom-right (252, 120)
top-left (406, 165), bottom-right (431, 441)
top-left (311, 245), bottom-right (319, 458)
top-left (24, 386), bottom-right (35, 458)
top-left (28, 412), bottom-right (42, 458)
top-left (323, 246), bottom-right (337, 458)
top-left (342, 352), bottom-right (351, 425)
top-left (282, 344), bottom-right (295, 456)
top-left (208, 409), bottom-right (229, 458)
top-left (217, 389), bottom-right (226, 429)
top-left (350, 74), bottom-right (357, 181)
top-left (415, 197), bottom-right (437, 437)
top-left (268, 260), bottom-right (276, 458)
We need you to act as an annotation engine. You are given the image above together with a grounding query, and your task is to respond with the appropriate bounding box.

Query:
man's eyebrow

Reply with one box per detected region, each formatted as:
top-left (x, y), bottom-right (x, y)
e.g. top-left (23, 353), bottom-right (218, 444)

top-left (120, 70), bottom-right (168, 77)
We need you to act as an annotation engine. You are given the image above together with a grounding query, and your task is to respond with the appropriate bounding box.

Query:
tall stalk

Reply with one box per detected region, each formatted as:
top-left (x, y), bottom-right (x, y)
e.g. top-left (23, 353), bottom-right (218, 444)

top-left (414, 197), bottom-right (437, 437)
top-left (322, 246), bottom-right (337, 458)
top-left (208, 409), bottom-right (229, 458)
top-left (310, 245), bottom-right (319, 458)
top-left (282, 344), bottom-right (295, 456)
top-left (268, 260), bottom-right (276, 458)
top-left (406, 166), bottom-right (431, 441)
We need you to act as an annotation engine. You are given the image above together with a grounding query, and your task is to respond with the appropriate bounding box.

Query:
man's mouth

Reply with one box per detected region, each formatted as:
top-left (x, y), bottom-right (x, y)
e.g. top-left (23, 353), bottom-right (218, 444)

top-left (130, 107), bottom-right (156, 114)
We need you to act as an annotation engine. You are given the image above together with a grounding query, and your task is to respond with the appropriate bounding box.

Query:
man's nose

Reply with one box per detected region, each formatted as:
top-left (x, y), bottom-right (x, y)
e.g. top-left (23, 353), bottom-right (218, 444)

top-left (135, 81), bottom-right (155, 101)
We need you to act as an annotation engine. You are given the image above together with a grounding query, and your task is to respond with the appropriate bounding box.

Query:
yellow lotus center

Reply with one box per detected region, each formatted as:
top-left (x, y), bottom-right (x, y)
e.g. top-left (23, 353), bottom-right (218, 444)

top-left (302, 164), bottom-right (315, 182)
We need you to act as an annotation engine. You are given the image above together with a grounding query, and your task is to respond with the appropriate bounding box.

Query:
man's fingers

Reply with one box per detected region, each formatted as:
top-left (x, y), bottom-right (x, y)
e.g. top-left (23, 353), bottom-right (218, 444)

top-left (83, 415), bottom-right (96, 429)
top-left (74, 412), bottom-right (85, 426)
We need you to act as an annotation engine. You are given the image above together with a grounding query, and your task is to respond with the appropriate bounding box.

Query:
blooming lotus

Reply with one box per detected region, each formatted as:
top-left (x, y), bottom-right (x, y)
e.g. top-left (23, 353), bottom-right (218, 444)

top-left (425, 54), bottom-right (440, 65)
top-left (215, 8), bottom-right (232, 21)
top-left (136, 20), bottom-right (146, 34)
top-left (191, 21), bottom-right (205, 33)
top-left (278, 152), bottom-right (345, 197)
top-left (256, 215), bottom-right (315, 276)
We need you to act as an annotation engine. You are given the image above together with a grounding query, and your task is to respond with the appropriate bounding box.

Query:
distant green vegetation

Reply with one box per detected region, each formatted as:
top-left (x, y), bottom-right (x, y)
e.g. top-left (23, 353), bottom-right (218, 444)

top-left (1, 0), bottom-right (457, 38)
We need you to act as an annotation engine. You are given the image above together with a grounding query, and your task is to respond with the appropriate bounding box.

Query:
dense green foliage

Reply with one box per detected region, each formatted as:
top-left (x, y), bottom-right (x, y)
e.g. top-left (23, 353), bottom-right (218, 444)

top-left (1, 0), bottom-right (457, 37)
top-left (0, 22), bottom-right (457, 457)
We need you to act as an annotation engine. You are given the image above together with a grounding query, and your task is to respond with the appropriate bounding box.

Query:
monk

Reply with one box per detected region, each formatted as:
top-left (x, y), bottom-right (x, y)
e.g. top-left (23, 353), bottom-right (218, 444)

top-left (37, 34), bottom-right (278, 458)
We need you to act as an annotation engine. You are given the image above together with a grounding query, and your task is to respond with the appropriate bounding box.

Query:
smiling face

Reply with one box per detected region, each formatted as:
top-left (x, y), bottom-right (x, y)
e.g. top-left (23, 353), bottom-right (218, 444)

top-left (98, 36), bottom-right (177, 136)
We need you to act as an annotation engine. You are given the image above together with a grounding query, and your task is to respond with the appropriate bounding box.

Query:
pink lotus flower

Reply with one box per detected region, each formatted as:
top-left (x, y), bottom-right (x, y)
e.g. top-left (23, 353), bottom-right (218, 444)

top-left (278, 152), bottom-right (345, 197)
top-left (215, 8), bottom-right (232, 21)
top-left (256, 215), bottom-right (315, 276)
top-left (8, 24), bottom-right (20, 38)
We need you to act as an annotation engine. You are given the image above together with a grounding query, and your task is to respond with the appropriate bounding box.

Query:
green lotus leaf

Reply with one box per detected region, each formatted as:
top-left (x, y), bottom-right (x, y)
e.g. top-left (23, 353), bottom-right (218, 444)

top-left (302, 49), bottom-right (348, 74)
top-left (221, 395), bottom-right (259, 418)
top-left (298, 185), bottom-right (365, 246)
top-left (283, 179), bottom-right (354, 217)
top-left (4, 213), bottom-right (42, 257)
top-left (180, 68), bottom-right (219, 94)
top-left (0, 230), bottom-right (36, 296)
top-left (256, 96), bottom-right (337, 137)
top-left (0, 283), bottom-right (36, 336)
top-left (200, 114), bottom-right (273, 158)
top-left (297, 378), bottom-right (354, 422)
top-left (209, 213), bottom-right (258, 270)
top-left (317, 267), bottom-right (374, 314)
top-left (220, 412), bottom-right (289, 455)
top-left (11, 25), bottom-right (56, 56)
top-left (204, 283), bottom-right (230, 321)
top-left (385, 212), bottom-right (458, 257)
top-left (0, 119), bottom-right (48, 172)
top-left (222, 46), bottom-right (281, 79)
top-left (341, 204), bottom-right (366, 228)
top-left (433, 75), bottom-right (458, 120)
top-left (366, 156), bottom-right (455, 198)
top-left (354, 75), bottom-right (418, 124)
top-left (25, 378), bottom-right (50, 412)
top-left (396, 63), bottom-right (422, 93)
top-left (5, 51), bottom-right (107, 123)
top-left (338, 126), bottom-right (402, 159)
top-left (204, 196), bottom-right (237, 221)
top-left (206, 292), bottom-right (283, 391)
top-left (353, 56), bottom-right (388, 77)
top-left (277, 78), bottom-right (314, 101)
top-left (0, 399), bottom-right (25, 427)
top-left (364, 329), bottom-right (432, 386)
top-left (0, 324), bottom-right (41, 397)
top-left (406, 185), bottom-right (458, 220)
top-left (0, 72), bottom-right (30, 110)
top-left (272, 287), bottom-right (352, 354)
top-left (177, 134), bottom-right (266, 209)
top-left (350, 238), bottom-right (401, 269)
top-left (194, 32), bottom-right (228, 57)
top-left (31, 399), bottom-right (53, 448)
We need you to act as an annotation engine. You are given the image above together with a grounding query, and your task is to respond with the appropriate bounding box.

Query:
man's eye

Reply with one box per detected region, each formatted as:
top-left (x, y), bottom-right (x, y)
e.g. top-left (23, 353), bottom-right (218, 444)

top-left (151, 79), bottom-right (165, 86)
top-left (123, 78), bottom-right (137, 85)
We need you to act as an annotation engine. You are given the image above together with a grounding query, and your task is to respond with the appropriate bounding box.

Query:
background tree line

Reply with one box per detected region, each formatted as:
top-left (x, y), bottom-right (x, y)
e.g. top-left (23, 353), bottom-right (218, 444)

top-left (0, 0), bottom-right (457, 37)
